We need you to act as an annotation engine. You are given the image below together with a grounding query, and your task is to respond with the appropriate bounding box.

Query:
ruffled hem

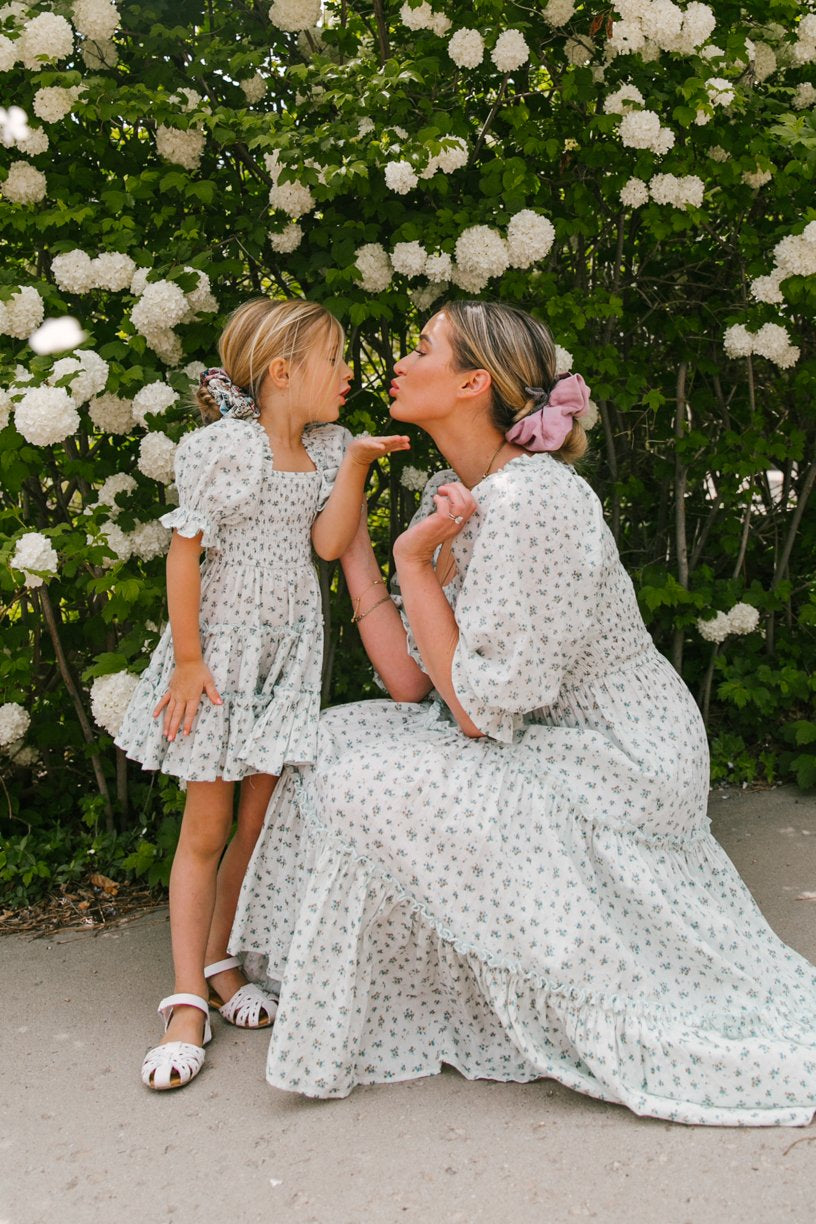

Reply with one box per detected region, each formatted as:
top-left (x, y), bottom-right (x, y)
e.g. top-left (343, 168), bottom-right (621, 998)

top-left (160, 504), bottom-right (219, 549)
top-left (231, 769), bottom-right (816, 1125)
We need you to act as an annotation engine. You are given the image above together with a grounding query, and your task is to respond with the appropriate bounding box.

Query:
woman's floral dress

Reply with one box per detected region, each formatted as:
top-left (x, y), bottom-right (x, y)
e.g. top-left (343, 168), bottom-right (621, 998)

top-left (116, 417), bottom-right (348, 782)
top-left (231, 453), bottom-right (816, 1126)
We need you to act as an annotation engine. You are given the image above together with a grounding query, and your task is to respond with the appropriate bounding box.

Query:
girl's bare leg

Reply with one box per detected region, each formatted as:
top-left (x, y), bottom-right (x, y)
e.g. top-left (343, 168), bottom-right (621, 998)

top-left (204, 771), bottom-right (279, 1004)
top-left (161, 778), bottom-right (235, 1046)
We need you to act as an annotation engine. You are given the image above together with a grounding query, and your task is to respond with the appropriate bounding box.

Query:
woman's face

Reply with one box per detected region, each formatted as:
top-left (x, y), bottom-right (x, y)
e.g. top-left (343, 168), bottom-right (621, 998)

top-left (389, 311), bottom-right (474, 426)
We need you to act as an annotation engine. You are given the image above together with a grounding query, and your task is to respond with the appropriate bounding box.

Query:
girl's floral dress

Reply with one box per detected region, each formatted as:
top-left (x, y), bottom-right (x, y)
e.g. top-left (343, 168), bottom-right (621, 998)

top-left (231, 453), bottom-right (816, 1126)
top-left (116, 416), bottom-right (348, 782)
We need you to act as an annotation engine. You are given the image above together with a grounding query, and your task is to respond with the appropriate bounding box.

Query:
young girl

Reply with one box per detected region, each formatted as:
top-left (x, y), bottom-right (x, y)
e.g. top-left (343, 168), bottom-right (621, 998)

top-left (116, 297), bottom-right (409, 1090)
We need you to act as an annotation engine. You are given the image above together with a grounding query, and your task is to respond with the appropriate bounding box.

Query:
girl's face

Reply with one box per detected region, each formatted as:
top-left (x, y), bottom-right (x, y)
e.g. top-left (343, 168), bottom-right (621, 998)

top-left (389, 311), bottom-right (472, 426)
top-left (292, 326), bottom-right (352, 423)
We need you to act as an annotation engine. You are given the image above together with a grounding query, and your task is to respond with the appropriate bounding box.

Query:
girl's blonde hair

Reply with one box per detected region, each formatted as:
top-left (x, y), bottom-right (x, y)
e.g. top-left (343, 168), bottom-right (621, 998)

top-left (442, 300), bottom-right (587, 465)
top-left (196, 297), bottom-right (345, 422)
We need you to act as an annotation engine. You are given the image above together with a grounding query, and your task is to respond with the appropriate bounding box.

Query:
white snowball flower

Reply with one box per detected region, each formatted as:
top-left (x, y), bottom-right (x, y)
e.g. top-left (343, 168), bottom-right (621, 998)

top-left (0, 703), bottom-right (30, 747)
top-left (750, 42), bottom-right (776, 81)
top-left (168, 88), bottom-right (205, 113)
top-left (129, 519), bottom-right (172, 561)
top-left (749, 273), bottom-right (784, 305)
top-left (90, 671), bottom-right (139, 738)
top-left (81, 37), bottom-right (119, 69)
top-left (0, 286), bottom-right (44, 339)
top-left (268, 177), bottom-right (315, 217)
top-left (241, 73), bottom-right (268, 103)
top-left (455, 225), bottom-right (509, 284)
top-left (72, 0), bottom-right (120, 41)
top-left (18, 12), bottom-right (73, 70)
top-left (15, 385), bottom-right (80, 445)
top-left (741, 167), bottom-right (772, 189)
top-left (129, 266), bottom-right (151, 297)
top-left (491, 29), bottom-right (529, 72)
top-left (428, 10), bottom-right (451, 35)
top-left (268, 0), bottom-right (322, 31)
top-left (649, 173), bottom-right (704, 209)
top-left (269, 222), bottom-right (303, 253)
top-left (383, 160), bottom-right (418, 195)
top-left (607, 20), bottom-right (646, 55)
top-left (1, 160), bottom-right (46, 204)
top-left (143, 327), bottom-right (183, 366)
top-left (727, 602), bottom-right (760, 635)
top-left (641, 0), bottom-right (683, 49)
top-left (411, 283), bottom-right (447, 312)
top-left (51, 249), bottom-right (96, 294)
top-left (620, 177), bottom-right (649, 207)
top-left (391, 241), bottom-right (428, 278)
top-left (0, 35), bottom-right (17, 72)
top-left (706, 77), bottom-right (734, 107)
top-left (32, 86), bottom-right (80, 124)
top-left (92, 252), bottom-right (136, 292)
top-left (400, 1), bottom-right (433, 30)
top-left (400, 464), bottom-right (430, 492)
top-left (542, 0), bottom-right (575, 26)
top-left (16, 126), bottom-right (48, 156)
top-left (581, 399), bottom-right (600, 431)
top-left (450, 264), bottom-right (489, 294)
top-left (753, 322), bottom-right (799, 368)
top-left (155, 125), bottom-right (206, 171)
top-left (0, 387), bottom-right (12, 431)
top-left (565, 36), bottom-right (593, 66)
top-left (421, 135), bottom-right (468, 178)
top-left (354, 243), bottom-right (392, 292)
top-left (618, 110), bottom-right (661, 150)
top-left (181, 268), bottom-right (217, 319)
top-left (88, 392), bottom-right (132, 434)
top-left (722, 323), bottom-right (754, 358)
top-left (132, 381), bottom-right (178, 427)
top-left (50, 350), bottom-right (108, 404)
top-left (677, 2), bottom-right (716, 52)
top-left (603, 83), bottom-right (644, 115)
top-left (554, 345), bottom-right (573, 375)
top-left (7, 740), bottom-right (39, 768)
top-left (131, 280), bottom-right (188, 335)
top-left (96, 471), bottom-right (137, 515)
top-left (773, 232), bottom-right (816, 279)
top-left (425, 252), bottom-right (453, 282)
top-left (28, 317), bottom-right (86, 356)
top-left (697, 610), bottom-right (731, 643)
top-left (11, 531), bottom-right (58, 587)
top-left (506, 210), bottom-right (556, 269)
top-left (92, 519), bottom-right (133, 565)
top-left (0, 103), bottom-right (28, 144)
top-left (138, 431), bottom-right (177, 483)
top-left (652, 126), bottom-right (676, 156)
top-left (448, 28), bottom-right (485, 69)
top-left (707, 145), bottom-right (729, 162)
top-left (793, 83), bottom-right (816, 110)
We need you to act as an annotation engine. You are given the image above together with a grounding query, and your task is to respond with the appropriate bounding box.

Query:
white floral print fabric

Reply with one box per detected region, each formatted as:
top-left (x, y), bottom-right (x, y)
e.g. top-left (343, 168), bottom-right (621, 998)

top-left (116, 417), bottom-right (349, 781)
top-left (232, 453), bottom-right (816, 1125)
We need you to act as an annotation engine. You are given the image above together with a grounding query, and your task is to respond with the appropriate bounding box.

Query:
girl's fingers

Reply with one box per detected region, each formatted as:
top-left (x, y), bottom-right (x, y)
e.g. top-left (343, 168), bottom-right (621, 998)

top-left (182, 697), bottom-right (200, 736)
top-left (153, 690), bottom-right (170, 719)
top-left (204, 679), bottom-right (222, 706)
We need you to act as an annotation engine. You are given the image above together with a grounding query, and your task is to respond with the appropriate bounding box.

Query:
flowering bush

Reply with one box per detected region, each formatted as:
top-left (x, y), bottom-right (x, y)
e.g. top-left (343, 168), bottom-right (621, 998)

top-left (1, 0), bottom-right (816, 901)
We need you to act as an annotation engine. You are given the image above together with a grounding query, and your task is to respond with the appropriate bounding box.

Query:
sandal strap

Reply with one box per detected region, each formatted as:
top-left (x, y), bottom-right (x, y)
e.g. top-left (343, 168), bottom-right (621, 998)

top-left (203, 956), bottom-right (241, 979)
top-left (218, 982), bottom-right (278, 1028)
top-left (157, 993), bottom-right (212, 1043)
top-left (142, 1040), bottom-right (206, 1091)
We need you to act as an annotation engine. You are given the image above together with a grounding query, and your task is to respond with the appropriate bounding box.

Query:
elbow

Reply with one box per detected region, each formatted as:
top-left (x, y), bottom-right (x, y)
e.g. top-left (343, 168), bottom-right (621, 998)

top-left (387, 678), bottom-right (434, 703)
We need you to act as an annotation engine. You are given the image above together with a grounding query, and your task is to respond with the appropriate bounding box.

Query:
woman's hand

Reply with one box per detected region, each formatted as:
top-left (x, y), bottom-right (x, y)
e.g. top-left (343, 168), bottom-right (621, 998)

top-left (393, 482), bottom-right (478, 566)
top-left (346, 434), bottom-right (411, 468)
top-left (153, 661), bottom-right (222, 742)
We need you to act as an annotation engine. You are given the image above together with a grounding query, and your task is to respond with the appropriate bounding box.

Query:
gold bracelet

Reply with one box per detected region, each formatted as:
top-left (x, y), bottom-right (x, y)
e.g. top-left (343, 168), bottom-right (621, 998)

top-left (351, 593), bottom-right (391, 624)
top-left (351, 576), bottom-right (384, 623)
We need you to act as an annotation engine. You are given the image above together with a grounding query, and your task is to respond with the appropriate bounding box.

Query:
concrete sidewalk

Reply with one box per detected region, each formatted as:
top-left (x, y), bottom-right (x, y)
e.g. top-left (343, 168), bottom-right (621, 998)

top-left (2, 786), bottom-right (815, 1224)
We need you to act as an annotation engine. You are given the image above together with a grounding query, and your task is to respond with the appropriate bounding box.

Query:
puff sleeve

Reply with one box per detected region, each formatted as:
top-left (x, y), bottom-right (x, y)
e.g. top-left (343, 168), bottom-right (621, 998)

top-left (450, 458), bottom-right (605, 743)
top-left (160, 418), bottom-right (265, 549)
top-left (303, 423), bottom-right (353, 511)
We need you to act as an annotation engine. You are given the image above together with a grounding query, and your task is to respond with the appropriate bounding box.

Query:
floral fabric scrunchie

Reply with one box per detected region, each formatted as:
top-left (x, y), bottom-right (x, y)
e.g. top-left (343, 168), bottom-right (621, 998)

top-left (199, 367), bottom-right (259, 420)
top-left (504, 372), bottom-right (590, 452)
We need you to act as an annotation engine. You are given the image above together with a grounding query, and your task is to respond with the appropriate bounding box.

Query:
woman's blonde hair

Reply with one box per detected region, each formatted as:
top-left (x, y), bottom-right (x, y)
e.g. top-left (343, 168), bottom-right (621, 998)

top-left (442, 300), bottom-right (587, 465)
top-left (196, 297), bottom-right (345, 422)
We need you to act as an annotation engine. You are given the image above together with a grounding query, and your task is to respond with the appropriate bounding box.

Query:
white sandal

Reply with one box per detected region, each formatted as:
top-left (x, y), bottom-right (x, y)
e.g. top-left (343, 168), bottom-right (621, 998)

top-left (140, 993), bottom-right (212, 1091)
top-left (204, 956), bottom-right (278, 1028)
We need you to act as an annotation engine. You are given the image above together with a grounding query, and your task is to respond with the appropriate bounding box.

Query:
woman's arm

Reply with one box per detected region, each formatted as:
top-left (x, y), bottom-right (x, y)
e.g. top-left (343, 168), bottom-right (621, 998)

top-left (340, 507), bottom-right (433, 702)
top-left (152, 531), bottom-right (222, 741)
top-left (312, 435), bottom-right (410, 561)
top-left (393, 483), bottom-right (484, 738)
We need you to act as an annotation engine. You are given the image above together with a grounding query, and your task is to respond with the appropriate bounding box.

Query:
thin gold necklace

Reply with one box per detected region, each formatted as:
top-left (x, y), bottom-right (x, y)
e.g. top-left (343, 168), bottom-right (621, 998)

top-left (481, 439), bottom-right (506, 481)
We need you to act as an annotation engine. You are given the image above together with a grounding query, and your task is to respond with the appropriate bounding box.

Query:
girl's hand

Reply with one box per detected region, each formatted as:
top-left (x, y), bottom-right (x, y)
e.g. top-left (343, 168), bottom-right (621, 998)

top-left (393, 482), bottom-right (478, 566)
top-left (152, 661), bottom-right (222, 742)
top-left (346, 434), bottom-right (411, 468)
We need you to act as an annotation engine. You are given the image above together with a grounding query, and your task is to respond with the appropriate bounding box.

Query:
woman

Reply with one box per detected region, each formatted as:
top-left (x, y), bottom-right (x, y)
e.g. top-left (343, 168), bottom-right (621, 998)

top-left (231, 301), bottom-right (816, 1126)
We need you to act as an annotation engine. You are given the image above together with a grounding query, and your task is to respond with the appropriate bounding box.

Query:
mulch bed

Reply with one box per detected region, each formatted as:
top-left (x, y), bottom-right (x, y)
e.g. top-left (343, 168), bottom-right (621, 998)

top-left (0, 876), bottom-right (166, 938)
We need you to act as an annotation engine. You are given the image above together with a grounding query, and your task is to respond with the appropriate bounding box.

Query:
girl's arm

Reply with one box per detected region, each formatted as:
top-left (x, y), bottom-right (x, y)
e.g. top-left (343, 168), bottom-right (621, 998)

top-left (311, 434), bottom-right (410, 561)
top-left (340, 506), bottom-right (433, 702)
top-left (392, 482), bottom-right (484, 738)
top-left (152, 531), bottom-right (222, 741)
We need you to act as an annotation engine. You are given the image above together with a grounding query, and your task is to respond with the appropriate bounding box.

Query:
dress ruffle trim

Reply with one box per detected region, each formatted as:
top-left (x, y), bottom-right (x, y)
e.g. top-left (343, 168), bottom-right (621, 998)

top-left (234, 771), bottom-right (816, 1125)
top-left (160, 504), bottom-right (219, 549)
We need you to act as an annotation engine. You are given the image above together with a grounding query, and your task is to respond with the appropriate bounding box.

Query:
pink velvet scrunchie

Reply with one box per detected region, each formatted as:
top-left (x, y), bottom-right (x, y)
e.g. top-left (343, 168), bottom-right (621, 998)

top-left (505, 372), bottom-right (590, 452)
